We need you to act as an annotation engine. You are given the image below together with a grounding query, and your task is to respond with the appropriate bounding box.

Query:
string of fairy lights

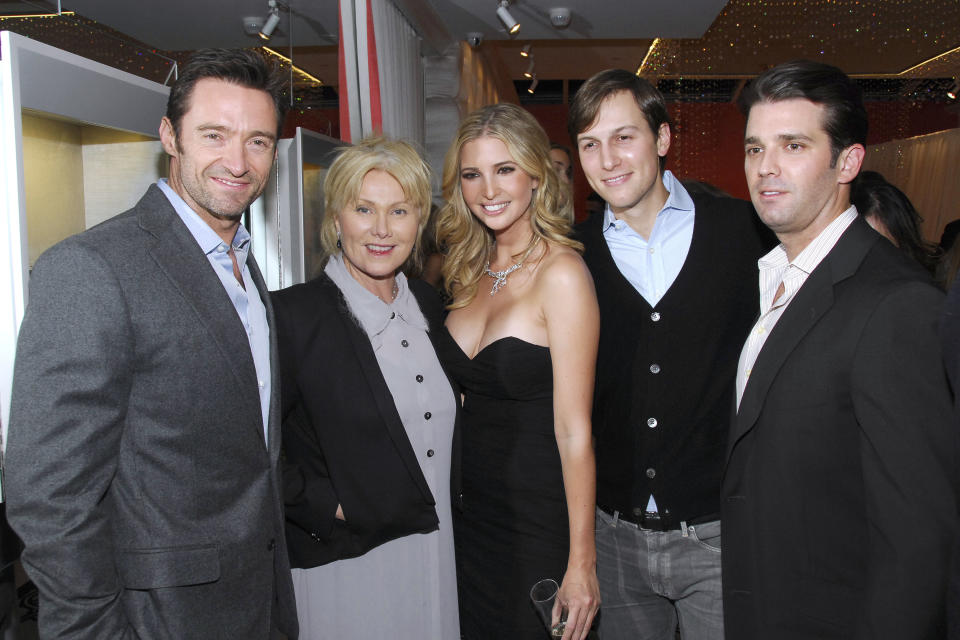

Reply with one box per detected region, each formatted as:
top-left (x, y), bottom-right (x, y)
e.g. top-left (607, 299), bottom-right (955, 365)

top-left (1, 0), bottom-right (956, 148)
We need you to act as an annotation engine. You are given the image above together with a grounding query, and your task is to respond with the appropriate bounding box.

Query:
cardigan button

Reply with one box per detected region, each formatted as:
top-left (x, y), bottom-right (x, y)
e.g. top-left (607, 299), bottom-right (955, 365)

top-left (650, 312), bottom-right (661, 322)
top-left (646, 468), bottom-right (656, 479)
top-left (427, 449), bottom-right (435, 457)
top-left (401, 339), bottom-right (409, 347)
top-left (390, 312), bottom-right (396, 319)
top-left (424, 412), bottom-right (432, 420)
top-left (649, 363), bottom-right (661, 374)
top-left (647, 417), bottom-right (658, 428)
top-left (416, 374), bottom-right (424, 383)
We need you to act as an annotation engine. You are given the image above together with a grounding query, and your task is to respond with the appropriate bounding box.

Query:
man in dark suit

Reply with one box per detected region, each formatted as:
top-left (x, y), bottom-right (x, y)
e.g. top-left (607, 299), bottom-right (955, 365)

top-left (725, 59), bottom-right (957, 639)
top-left (5, 50), bottom-right (298, 639)
top-left (570, 69), bottom-right (770, 639)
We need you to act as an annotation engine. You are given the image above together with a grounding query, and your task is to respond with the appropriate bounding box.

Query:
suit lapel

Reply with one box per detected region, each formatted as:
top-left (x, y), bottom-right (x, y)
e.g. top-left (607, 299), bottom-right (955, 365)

top-left (727, 217), bottom-right (878, 463)
top-left (248, 254), bottom-right (282, 463)
top-left (729, 266), bottom-right (834, 455)
top-left (138, 186), bottom-right (264, 443)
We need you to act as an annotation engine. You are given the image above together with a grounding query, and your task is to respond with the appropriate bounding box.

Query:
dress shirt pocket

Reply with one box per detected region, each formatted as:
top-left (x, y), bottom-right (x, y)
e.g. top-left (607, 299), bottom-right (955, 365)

top-left (116, 543), bottom-right (221, 589)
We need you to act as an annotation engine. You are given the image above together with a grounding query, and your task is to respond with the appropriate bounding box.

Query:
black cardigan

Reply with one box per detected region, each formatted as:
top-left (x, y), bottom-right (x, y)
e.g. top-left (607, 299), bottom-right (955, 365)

top-left (576, 193), bottom-right (773, 523)
top-left (271, 273), bottom-right (460, 569)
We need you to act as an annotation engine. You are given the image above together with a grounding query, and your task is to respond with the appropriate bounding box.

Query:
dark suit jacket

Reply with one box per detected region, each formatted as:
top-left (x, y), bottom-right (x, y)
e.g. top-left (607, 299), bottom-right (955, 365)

top-left (5, 185), bottom-right (298, 639)
top-left (272, 273), bottom-right (460, 569)
top-left (939, 270), bottom-right (960, 639)
top-left (724, 217), bottom-right (958, 639)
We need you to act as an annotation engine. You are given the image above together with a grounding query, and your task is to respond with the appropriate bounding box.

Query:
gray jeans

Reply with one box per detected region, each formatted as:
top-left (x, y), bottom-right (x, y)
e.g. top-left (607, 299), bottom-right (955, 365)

top-left (595, 507), bottom-right (723, 640)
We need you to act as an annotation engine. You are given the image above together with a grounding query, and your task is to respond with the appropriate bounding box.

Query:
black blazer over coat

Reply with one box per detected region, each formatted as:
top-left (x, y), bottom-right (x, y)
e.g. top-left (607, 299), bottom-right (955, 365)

top-left (723, 217), bottom-right (958, 639)
top-left (272, 273), bottom-right (460, 569)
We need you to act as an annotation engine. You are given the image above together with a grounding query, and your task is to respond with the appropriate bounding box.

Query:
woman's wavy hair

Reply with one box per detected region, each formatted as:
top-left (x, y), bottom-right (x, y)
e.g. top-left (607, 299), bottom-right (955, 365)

top-left (320, 136), bottom-right (433, 274)
top-left (436, 103), bottom-right (580, 308)
top-left (851, 170), bottom-right (940, 274)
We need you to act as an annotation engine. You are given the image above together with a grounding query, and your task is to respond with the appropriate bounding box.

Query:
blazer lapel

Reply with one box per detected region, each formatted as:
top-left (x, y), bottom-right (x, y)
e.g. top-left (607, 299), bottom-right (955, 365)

top-left (138, 186), bottom-right (264, 441)
top-left (248, 254), bottom-right (282, 463)
top-left (337, 297), bottom-right (436, 505)
top-left (729, 267), bottom-right (834, 456)
top-left (727, 217), bottom-right (878, 464)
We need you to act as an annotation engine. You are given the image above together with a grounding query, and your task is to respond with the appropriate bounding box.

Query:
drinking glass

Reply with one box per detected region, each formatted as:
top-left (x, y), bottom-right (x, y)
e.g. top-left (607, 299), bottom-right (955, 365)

top-left (530, 578), bottom-right (567, 638)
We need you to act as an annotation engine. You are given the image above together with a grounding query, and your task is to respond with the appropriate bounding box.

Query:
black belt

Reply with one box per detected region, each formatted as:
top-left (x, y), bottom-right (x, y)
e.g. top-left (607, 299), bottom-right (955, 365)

top-left (597, 504), bottom-right (718, 532)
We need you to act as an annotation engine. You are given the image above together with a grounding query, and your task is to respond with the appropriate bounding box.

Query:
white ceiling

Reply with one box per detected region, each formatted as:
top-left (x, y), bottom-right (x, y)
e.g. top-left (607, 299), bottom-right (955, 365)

top-left (39, 0), bottom-right (727, 52)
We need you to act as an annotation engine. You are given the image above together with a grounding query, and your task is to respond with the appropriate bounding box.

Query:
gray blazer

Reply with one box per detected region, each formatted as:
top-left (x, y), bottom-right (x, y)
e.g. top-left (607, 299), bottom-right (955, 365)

top-left (5, 185), bottom-right (298, 639)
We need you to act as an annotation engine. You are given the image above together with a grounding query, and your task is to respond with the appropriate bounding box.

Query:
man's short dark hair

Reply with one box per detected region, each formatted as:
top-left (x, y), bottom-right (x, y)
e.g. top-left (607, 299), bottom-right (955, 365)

top-left (738, 60), bottom-right (867, 166)
top-left (568, 69), bottom-right (671, 171)
top-left (166, 49), bottom-right (288, 142)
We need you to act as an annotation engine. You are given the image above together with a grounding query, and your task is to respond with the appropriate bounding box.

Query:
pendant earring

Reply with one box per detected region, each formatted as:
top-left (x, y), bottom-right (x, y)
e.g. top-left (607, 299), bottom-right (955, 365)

top-left (336, 229), bottom-right (342, 249)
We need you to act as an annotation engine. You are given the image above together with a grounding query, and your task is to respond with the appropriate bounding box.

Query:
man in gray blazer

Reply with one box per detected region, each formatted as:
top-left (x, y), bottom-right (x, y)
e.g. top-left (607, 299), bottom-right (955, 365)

top-left (5, 49), bottom-right (298, 639)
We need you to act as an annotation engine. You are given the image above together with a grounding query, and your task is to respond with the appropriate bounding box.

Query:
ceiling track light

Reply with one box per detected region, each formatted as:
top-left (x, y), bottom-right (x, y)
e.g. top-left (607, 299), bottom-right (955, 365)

top-left (520, 44), bottom-right (531, 57)
top-left (497, 0), bottom-right (520, 35)
top-left (259, 0), bottom-right (281, 41)
top-left (527, 76), bottom-right (538, 94)
top-left (523, 58), bottom-right (535, 78)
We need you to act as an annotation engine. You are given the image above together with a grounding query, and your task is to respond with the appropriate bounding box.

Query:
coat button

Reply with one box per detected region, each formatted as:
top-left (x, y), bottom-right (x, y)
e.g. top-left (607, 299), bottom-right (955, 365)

top-left (424, 412), bottom-right (432, 420)
top-left (646, 468), bottom-right (656, 479)
top-left (647, 417), bottom-right (658, 428)
top-left (401, 339), bottom-right (409, 347)
top-left (416, 374), bottom-right (424, 383)
top-left (390, 312), bottom-right (396, 319)
top-left (649, 363), bottom-right (661, 374)
top-left (267, 538), bottom-right (276, 551)
top-left (427, 449), bottom-right (435, 457)
top-left (651, 312), bottom-right (661, 322)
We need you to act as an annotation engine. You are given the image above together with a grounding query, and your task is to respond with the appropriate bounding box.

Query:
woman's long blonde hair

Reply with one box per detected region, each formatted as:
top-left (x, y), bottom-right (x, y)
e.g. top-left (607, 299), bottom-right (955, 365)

top-left (436, 103), bottom-right (581, 308)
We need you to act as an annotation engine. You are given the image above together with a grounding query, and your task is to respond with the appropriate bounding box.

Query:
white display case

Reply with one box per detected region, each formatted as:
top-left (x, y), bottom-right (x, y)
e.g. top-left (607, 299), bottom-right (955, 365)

top-left (0, 30), bottom-right (169, 435)
top-left (254, 126), bottom-right (341, 290)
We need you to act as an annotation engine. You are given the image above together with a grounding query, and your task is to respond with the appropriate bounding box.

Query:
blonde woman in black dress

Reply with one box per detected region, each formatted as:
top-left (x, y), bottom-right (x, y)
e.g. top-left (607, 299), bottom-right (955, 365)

top-left (435, 104), bottom-right (600, 639)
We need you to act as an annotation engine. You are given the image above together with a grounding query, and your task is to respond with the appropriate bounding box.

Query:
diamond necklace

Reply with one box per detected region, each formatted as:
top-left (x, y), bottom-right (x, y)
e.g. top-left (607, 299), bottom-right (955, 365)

top-left (483, 238), bottom-right (540, 296)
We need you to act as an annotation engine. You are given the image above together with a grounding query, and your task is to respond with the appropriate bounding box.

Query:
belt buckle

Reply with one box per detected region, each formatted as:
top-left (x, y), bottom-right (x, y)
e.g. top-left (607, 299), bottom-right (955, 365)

top-left (640, 512), bottom-right (666, 531)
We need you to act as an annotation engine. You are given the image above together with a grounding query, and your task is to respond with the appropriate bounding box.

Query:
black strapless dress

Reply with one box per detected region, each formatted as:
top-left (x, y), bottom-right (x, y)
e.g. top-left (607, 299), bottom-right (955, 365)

top-left (437, 328), bottom-right (568, 640)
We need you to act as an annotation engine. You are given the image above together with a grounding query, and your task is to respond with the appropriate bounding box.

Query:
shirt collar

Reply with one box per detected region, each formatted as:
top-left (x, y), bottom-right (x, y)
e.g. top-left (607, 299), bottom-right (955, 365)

top-left (759, 206), bottom-right (858, 276)
top-left (324, 253), bottom-right (428, 340)
top-left (602, 169), bottom-right (693, 230)
top-left (157, 179), bottom-right (250, 259)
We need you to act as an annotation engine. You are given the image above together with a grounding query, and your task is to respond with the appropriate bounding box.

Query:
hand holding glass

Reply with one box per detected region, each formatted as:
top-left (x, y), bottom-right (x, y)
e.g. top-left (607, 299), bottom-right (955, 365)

top-left (530, 578), bottom-right (567, 637)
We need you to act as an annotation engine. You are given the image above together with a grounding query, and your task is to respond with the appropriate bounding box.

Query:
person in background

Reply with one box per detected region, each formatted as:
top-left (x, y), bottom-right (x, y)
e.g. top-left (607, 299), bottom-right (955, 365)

top-left (727, 59), bottom-right (956, 639)
top-left (850, 169), bottom-right (940, 273)
top-left (937, 238), bottom-right (960, 291)
top-left (584, 192), bottom-right (606, 218)
top-left (5, 49), bottom-right (298, 638)
top-left (570, 68), bottom-right (770, 640)
top-left (274, 136), bottom-right (460, 639)
top-left (435, 103), bottom-right (600, 640)
top-left (550, 142), bottom-right (574, 186)
top-left (418, 204), bottom-right (447, 291)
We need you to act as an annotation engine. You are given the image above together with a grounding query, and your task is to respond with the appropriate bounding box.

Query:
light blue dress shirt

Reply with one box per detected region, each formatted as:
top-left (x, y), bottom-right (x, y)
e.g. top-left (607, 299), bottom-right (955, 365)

top-left (601, 169), bottom-right (695, 308)
top-left (157, 179), bottom-right (271, 446)
top-left (601, 170), bottom-right (695, 512)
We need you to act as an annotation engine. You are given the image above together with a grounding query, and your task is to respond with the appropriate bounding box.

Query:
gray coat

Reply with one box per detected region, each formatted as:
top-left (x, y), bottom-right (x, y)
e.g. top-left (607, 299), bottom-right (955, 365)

top-left (5, 185), bottom-right (298, 639)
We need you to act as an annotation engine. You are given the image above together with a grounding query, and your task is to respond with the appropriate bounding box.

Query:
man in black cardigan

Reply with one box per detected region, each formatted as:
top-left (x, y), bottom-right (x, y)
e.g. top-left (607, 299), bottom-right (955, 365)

top-left (569, 69), bottom-right (771, 639)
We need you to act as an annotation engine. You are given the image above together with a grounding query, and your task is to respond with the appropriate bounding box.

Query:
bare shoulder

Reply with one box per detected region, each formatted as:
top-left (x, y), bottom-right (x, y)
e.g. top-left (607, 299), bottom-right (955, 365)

top-left (535, 242), bottom-right (596, 301)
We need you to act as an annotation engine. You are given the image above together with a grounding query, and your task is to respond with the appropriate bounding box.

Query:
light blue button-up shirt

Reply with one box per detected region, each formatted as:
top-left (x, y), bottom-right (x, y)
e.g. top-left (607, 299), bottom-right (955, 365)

top-left (601, 170), bottom-right (695, 513)
top-left (157, 179), bottom-right (271, 446)
top-left (601, 169), bottom-right (695, 308)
